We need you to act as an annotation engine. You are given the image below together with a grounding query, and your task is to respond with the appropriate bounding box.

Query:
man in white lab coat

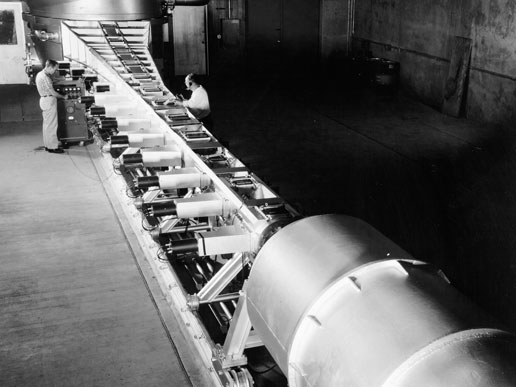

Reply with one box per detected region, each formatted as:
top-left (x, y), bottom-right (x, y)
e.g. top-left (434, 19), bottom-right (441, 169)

top-left (166, 73), bottom-right (213, 130)
top-left (35, 59), bottom-right (67, 153)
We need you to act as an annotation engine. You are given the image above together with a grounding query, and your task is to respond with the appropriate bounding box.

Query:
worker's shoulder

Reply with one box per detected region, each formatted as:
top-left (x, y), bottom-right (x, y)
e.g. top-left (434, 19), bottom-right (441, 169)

top-left (35, 70), bottom-right (45, 82)
top-left (197, 85), bottom-right (209, 95)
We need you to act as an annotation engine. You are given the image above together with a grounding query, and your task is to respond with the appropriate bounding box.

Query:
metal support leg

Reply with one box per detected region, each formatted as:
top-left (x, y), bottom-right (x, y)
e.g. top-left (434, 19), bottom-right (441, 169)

top-left (197, 253), bottom-right (248, 302)
top-left (213, 284), bottom-right (255, 368)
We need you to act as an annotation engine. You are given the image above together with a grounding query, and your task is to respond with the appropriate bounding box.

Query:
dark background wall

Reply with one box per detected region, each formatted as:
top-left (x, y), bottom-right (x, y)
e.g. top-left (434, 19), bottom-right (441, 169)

top-left (207, 0), bottom-right (246, 76)
top-left (353, 0), bottom-right (516, 126)
top-left (173, 1), bottom-right (349, 81)
top-left (468, 0), bottom-right (516, 124)
top-left (207, 0), bottom-right (322, 77)
top-left (201, 1), bottom-right (516, 332)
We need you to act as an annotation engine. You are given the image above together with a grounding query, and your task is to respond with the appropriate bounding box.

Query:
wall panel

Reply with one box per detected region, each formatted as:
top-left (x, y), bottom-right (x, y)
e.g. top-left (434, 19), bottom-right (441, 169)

top-left (354, 0), bottom-right (516, 125)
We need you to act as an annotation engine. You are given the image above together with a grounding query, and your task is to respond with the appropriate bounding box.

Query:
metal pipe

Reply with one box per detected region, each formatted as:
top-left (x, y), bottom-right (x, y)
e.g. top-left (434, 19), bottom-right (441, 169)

top-left (155, 223), bottom-right (211, 236)
top-left (195, 262), bottom-right (207, 279)
top-left (208, 304), bottom-right (224, 328)
top-left (200, 293), bottom-right (240, 305)
top-left (166, 13), bottom-right (175, 79)
top-left (197, 253), bottom-right (247, 302)
top-left (25, 0), bottom-right (161, 20)
top-left (174, 0), bottom-right (210, 5)
top-left (219, 302), bottom-right (233, 322)
top-left (188, 292), bottom-right (240, 311)
top-left (34, 30), bottom-right (59, 42)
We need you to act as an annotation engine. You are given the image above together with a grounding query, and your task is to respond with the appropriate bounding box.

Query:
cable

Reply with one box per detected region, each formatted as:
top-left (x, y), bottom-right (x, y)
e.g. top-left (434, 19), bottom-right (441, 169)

top-left (68, 146), bottom-right (113, 183)
top-left (142, 216), bottom-right (157, 232)
top-left (125, 185), bottom-right (139, 198)
top-left (125, 182), bottom-right (142, 199)
top-left (247, 363), bottom-right (278, 374)
top-left (157, 248), bottom-right (169, 263)
top-left (112, 158), bottom-right (122, 175)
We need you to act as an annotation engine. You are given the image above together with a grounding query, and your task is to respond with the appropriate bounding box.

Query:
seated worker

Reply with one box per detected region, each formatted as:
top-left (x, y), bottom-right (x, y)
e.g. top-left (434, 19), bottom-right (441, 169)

top-left (166, 73), bottom-right (213, 130)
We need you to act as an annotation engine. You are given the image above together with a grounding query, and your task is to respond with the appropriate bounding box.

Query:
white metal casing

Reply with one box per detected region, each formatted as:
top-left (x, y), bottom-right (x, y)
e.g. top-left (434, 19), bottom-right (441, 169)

top-left (158, 167), bottom-right (210, 189)
top-left (140, 151), bottom-right (182, 168)
top-left (246, 214), bottom-right (516, 387)
top-left (175, 193), bottom-right (232, 218)
top-left (196, 226), bottom-right (252, 256)
top-left (120, 132), bottom-right (166, 147)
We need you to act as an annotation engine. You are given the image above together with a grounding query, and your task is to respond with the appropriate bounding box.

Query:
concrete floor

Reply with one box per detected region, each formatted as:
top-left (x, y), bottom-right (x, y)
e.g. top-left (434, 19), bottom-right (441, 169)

top-left (0, 86), bottom-right (209, 386)
top-left (2, 73), bottom-right (516, 386)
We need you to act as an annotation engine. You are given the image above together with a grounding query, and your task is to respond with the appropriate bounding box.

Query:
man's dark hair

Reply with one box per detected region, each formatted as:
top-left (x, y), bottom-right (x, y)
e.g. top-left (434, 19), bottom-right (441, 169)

top-left (187, 73), bottom-right (200, 85)
top-left (46, 59), bottom-right (58, 68)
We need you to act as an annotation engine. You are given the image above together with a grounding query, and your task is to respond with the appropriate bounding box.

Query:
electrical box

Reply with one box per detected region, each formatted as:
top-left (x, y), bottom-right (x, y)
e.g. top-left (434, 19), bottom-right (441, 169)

top-left (57, 100), bottom-right (90, 143)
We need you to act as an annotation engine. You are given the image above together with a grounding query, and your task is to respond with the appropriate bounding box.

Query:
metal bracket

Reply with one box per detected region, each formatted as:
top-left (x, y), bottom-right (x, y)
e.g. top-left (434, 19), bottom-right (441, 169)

top-left (197, 253), bottom-right (249, 302)
top-left (217, 284), bottom-right (260, 368)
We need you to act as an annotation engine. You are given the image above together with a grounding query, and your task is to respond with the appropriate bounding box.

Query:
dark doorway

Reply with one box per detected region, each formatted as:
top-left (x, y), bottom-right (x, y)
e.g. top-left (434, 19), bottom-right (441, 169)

top-left (246, 0), bottom-right (320, 77)
top-left (246, 0), bottom-right (282, 75)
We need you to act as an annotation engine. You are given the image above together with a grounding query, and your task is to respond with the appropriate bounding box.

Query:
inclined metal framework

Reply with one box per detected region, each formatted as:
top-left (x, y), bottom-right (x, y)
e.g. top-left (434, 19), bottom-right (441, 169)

top-left (60, 20), bottom-right (297, 387)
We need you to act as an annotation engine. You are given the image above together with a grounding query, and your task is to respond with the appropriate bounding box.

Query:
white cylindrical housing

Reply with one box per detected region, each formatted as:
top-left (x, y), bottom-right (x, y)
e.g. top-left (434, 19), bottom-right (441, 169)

top-left (175, 193), bottom-right (228, 218)
top-left (158, 168), bottom-right (210, 189)
top-left (246, 215), bottom-right (516, 387)
top-left (117, 118), bottom-right (151, 132)
top-left (92, 94), bottom-right (132, 105)
top-left (105, 104), bottom-right (145, 117)
top-left (141, 152), bottom-right (182, 168)
top-left (126, 133), bottom-right (166, 147)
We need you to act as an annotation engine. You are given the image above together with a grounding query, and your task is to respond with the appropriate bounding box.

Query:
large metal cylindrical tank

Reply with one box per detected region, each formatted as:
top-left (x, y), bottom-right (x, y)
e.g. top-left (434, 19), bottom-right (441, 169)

top-left (246, 214), bottom-right (516, 387)
top-left (24, 0), bottom-right (162, 21)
